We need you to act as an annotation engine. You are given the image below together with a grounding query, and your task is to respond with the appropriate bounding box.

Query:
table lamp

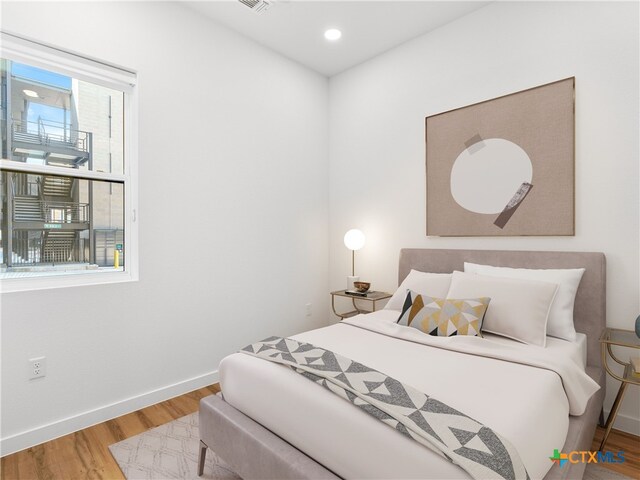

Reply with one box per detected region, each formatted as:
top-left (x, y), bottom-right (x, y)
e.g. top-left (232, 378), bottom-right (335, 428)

top-left (344, 229), bottom-right (365, 290)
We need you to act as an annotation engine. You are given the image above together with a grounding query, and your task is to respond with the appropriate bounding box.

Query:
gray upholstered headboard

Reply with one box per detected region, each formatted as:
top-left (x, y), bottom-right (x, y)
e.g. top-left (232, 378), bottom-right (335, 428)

top-left (399, 249), bottom-right (606, 368)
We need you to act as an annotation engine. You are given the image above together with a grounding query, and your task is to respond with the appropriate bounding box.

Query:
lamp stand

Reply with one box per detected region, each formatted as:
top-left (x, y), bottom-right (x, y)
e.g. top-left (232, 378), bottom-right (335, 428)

top-left (347, 250), bottom-right (359, 290)
top-left (352, 250), bottom-right (355, 277)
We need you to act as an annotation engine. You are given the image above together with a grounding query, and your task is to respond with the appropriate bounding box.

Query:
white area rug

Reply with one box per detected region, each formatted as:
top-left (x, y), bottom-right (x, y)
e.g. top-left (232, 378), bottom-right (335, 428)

top-left (110, 413), bottom-right (633, 480)
top-left (109, 413), bottom-right (240, 480)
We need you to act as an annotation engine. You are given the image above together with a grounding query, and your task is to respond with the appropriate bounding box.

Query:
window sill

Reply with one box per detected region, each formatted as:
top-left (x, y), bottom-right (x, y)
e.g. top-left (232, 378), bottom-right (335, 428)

top-left (0, 268), bottom-right (138, 293)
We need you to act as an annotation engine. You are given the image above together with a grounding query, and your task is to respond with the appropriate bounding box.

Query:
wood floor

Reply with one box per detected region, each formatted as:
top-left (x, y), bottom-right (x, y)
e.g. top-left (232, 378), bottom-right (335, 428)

top-left (1, 383), bottom-right (638, 480)
top-left (590, 427), bottom-right (640, 478)
top-left (1, 384), bottom-right (220, 480)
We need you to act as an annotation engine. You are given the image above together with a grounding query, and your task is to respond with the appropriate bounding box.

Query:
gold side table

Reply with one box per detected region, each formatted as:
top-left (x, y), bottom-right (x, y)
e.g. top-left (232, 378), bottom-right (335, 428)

top-left (599, 327), bottom-right (640, 450)
top-left (331, 290), bottom-right (392, 320)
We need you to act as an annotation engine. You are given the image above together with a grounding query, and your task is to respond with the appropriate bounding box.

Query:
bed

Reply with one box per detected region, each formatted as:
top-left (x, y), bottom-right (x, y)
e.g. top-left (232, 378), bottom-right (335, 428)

top-left (199, 249), bottom-right (606, 480)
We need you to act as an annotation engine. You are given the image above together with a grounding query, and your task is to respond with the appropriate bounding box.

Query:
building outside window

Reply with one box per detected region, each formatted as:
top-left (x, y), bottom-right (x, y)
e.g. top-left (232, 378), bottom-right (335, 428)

top-left (0, 33), bottom-right (137, 290)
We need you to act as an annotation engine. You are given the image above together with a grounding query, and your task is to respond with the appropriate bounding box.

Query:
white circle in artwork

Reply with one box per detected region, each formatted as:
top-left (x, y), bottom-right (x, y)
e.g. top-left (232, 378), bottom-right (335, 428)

top-left (450, 138), bottom-right (533, 214)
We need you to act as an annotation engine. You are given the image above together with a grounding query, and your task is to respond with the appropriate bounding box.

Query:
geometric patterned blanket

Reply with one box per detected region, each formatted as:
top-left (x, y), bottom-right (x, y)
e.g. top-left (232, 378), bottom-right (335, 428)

top-left (241, 337), bottom-right (530, 480)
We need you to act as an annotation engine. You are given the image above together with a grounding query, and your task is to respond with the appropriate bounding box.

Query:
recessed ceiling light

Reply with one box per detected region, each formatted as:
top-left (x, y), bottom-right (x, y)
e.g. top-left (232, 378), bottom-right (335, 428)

top-left (324, 29), bottom-right (342, 41)
top-left (23, 89), bottom-right (39, 98)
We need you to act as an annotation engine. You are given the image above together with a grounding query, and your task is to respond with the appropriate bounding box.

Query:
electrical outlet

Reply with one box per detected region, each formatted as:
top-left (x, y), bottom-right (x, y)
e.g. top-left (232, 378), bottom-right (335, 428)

top-left (305, 303), bottom-right (312, 317)
top-left (29, 356), bottom-right (46, 380)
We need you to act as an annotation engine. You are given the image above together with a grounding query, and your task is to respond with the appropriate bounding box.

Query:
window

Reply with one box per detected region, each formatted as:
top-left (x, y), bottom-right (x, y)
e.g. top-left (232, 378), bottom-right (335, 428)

top-left (0, 33), bottom-right (137, 291)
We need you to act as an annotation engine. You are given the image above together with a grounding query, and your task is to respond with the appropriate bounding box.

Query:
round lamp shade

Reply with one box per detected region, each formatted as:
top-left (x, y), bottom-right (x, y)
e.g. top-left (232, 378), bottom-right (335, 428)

top-left (344, 229), bottom-right (365, 251)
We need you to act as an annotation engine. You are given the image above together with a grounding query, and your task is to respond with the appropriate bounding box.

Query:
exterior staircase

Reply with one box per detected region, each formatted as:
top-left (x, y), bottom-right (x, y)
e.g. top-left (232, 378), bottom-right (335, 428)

top-left (40, 176), bottom-right (78, 262)
top-left (42, 176), bottom-right (73, 198)
top-left (13, 196), bottom-right (44, 222)
top-left (7, 174), bottom-right (84, 265)
top-left (42, 230), bottom-right (77, 263)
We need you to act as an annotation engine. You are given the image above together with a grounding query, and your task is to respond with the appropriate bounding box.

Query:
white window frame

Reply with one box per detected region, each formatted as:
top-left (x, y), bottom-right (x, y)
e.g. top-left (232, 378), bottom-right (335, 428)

top-left (0, 32), bottom-right (139, 293)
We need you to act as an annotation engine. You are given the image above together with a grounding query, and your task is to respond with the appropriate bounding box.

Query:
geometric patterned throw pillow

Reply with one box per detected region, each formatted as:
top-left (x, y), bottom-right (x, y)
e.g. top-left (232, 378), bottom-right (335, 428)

top-left (396, 290), bottom-right (490, 337)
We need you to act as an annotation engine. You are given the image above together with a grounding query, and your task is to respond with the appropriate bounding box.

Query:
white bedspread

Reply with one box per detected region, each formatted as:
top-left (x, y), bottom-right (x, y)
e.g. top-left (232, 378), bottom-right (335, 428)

top-left (220, 311), bottom-right (599, 480)
top-left (344, 313), bottom-right (599, 415)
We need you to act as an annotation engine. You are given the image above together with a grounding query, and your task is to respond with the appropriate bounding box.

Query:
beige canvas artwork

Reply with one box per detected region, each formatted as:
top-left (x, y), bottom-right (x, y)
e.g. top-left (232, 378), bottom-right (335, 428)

top-left (425, 78), bottom-right (575, 236)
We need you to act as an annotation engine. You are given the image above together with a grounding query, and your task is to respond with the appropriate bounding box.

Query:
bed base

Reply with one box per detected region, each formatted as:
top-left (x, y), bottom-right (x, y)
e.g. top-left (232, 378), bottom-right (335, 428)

top-left (199, 367), bottom-right (603, 480)
top-left (198, 393), bottom-right (340, 479)
top-left (200, 249), bottom-right (606, 479)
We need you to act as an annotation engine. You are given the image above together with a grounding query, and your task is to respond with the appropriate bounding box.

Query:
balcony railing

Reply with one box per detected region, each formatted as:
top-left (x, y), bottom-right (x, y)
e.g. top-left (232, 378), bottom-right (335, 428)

top-left (7, 231), bottom-right (43, 265)
top-left (11, 117), bottom-right (92, 157)
top-left (13, 199), bottom-right (90, 224)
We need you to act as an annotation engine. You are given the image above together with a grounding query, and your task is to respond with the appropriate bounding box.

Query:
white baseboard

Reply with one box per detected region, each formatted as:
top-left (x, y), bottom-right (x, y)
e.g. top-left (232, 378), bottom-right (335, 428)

top-left (0, 370), bottom-right (219, 457)
top-left (603, 409), bottom-right (640, 437)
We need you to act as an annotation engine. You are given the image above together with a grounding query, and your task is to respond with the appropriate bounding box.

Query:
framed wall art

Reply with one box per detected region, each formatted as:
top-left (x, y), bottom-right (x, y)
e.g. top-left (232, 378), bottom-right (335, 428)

top-left (425, 77), bottom-right (575, 236)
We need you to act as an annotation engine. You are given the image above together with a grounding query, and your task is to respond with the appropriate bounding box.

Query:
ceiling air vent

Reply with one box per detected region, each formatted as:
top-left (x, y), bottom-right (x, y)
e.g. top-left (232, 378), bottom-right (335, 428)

top-left (238, 0), bottom-right (272, 15)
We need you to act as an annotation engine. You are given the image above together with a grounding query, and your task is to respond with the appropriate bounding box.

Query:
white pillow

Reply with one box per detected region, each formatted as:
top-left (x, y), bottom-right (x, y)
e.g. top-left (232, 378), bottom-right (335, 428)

top-left (384, 270), bottom-right (452, 312)
top-left (464, 262), bottom-right (585, 342)
top-left (446, 271), bottom-right (558, 347)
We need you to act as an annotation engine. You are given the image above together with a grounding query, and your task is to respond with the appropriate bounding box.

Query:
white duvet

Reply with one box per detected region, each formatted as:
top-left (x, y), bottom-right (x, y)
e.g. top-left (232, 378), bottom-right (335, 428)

top-left (220, 311), bottom-right (600, 480)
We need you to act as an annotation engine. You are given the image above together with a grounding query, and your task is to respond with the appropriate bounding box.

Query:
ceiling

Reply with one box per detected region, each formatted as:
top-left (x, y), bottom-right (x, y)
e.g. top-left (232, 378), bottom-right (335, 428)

top-left (184, 1), bottom-right (490, 77)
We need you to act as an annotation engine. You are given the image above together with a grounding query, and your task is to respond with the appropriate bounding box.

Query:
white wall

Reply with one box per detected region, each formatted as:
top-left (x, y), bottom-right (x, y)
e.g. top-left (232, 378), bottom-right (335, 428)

top-left (2, 0), bottom-right (638, 456)
top-left (0, 1), bottom-right (329, 454)
top-left (329, 1), bottom-right (639, 433)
